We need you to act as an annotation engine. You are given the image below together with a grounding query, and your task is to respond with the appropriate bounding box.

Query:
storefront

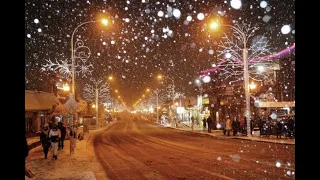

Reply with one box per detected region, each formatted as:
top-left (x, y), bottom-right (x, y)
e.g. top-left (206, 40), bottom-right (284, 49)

top-left (25, 90), bottom-right (62, 134)
top-left (254, 101), bottom-right (295, 120)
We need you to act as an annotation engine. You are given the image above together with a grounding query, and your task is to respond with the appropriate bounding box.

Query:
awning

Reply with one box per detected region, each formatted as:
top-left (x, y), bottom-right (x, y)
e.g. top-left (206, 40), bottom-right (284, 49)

top-left (254, 101), bottom-right (295, 108)
top-left (25, 90), bottom-right (62, 111)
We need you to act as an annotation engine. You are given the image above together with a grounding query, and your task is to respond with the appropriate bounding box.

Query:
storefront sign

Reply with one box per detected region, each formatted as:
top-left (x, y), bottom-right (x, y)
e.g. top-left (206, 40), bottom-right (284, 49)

top-left (202, 98), bottom-right (209, 105)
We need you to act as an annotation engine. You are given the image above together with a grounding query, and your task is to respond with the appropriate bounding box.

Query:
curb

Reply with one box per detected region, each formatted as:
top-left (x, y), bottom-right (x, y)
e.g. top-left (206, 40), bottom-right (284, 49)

top-left (166, 126), bottom-right (295, 145)
top-left (232, 136), bottom-right (295, 145)
top-left (28, 141), bottom-right (41, 151)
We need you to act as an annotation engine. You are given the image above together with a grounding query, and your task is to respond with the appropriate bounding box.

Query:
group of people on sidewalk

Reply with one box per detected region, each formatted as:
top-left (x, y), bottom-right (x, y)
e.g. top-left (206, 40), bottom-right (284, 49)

top-left (222, 116), bottom-right (248, 136)
top-left (202, 116), bottom-right (213, 133)
top-left (38, 122), bottom-right (80, 159)
top-left (38, 122), bottom-right (66, 159)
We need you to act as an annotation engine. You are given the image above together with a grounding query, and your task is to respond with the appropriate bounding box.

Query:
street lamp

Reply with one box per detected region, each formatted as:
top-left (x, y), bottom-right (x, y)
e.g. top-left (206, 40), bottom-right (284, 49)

top-left (108, 75), bottom-right (113, 81)
top-left (209, 20), bottom-right (260, 136)
top-left (150, 88), bottom-right (160, 124)
top-left (70, 18), bottom-right (109, 98)
top-left (249, 82), bottom-right (256, 90)
top-left (63, 83), bottom-right (70, 92)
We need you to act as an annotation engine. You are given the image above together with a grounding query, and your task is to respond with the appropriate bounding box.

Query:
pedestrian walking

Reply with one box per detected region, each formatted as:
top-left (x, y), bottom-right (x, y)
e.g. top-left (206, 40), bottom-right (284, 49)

top-left (225, 116), bottom-right (232, 136)
top-left (232, 118), bottom-right (239, 136)
top-left (39, 123), bottom-right (51, 159)
top-left (240, 116), bottom-right (247, 135)
top-left (221, 120), bottom-right (226, 135)
top-left (191, 116), bottom-right (195, 131)
top-left (49, 124), bottom-right (61, 159)
top-left (207, 116), bottom-right (213, 133)
top-left (58, 122), bottom-right (66, 150)
top-left (287, 117), bottom-right (294, 138)
top-left (250, 119), bottom-right (254, 135)
top-left (275, 120), bottom-right (283, 139)
top-left (202, 117), bottom-right (207, 130)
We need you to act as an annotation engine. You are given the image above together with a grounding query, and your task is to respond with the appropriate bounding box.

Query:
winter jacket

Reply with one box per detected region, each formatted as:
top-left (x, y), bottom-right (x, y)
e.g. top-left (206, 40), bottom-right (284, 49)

top-left (40, 129), bottom-right (50, 147)
top-left (226, 119), bottom-right (232, 130)
top-left (58, 126), bottom-right (66, 140)
top-left (49, 128), bottom-right (61, 143)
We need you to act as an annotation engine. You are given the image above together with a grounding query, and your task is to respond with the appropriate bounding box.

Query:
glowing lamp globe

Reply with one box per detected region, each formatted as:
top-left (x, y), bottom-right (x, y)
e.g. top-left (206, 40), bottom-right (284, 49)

top-left (225, 53), bottom-right (232, 59)
top-left (202, 75), bottom-right (211, 83)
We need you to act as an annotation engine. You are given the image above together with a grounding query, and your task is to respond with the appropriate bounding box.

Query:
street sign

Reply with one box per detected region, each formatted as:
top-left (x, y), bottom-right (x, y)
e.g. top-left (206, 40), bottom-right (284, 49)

top-left (202, 98), bottom-right (209, 105)
top-left (64, 93), bottom-right (79, 113)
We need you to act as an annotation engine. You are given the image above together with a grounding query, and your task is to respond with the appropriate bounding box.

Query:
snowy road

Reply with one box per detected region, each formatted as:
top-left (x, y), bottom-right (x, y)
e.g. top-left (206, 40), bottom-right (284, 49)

top-left (94, 117), bottom-right (295, 180)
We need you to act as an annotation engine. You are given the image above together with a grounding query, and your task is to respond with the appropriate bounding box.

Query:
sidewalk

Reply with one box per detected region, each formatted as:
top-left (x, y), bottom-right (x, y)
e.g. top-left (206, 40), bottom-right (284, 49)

top-left (25, 128), bottom-right (108, 180)
top-left (165, 124), bottom-right (295, 145)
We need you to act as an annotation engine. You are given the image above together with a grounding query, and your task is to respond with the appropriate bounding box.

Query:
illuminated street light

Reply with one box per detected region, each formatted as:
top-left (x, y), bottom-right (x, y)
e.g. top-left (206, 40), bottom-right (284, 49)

top-left (108, 76), bottom-right (113, 81)
top-left (202, 75), bottom-right (211, 83)
top-left (250, 82), bottom-right (256, 90)
top-left (257, 65), bottom-right (265, 73)
top-left (63, 83), bottom-right (70, 92)
top-left (209, 20), bottom-right (254, 136)
top-left (210, 21), bottom-right (219, 30)
top-left (71, 18), bottom-right (110, 97)
top-left (101, 18), bottom-right (108, 26)
top-left (92, 104), bottom-right (96, 108)
top-left (225, 52), bottom-right (232, 59)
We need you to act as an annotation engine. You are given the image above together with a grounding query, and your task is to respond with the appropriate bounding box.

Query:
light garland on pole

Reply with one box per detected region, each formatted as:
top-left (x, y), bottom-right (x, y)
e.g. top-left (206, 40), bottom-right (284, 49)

top-left (210, 21), bottom-right (273, 136)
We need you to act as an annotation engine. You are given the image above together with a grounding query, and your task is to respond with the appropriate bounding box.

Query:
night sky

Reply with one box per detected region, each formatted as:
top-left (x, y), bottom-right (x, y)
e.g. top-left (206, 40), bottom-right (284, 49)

top-left (25, 0), bottom-right (295, 106)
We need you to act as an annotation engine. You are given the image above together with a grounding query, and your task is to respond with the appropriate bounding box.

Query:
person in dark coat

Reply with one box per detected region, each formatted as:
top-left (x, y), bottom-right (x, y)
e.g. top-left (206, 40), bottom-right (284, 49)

top-left (275, 121), bottom-right (283, 138)
top-left (202, 117), bottom-right (207, 130)
top-left (58, 122), bottom-right (66, 150)
top-left (38, 123), bottom-right (51, 159)
top-left (242, 117), bottom-right (247, 135)
top-left (250, 119), bottom-right (254, 135)
top-left (232, 118), bottom-right (239, 136)
top-left (287, 117), bottom-right (294, 138)
top-left (207, 116), bottom-right (213, 133)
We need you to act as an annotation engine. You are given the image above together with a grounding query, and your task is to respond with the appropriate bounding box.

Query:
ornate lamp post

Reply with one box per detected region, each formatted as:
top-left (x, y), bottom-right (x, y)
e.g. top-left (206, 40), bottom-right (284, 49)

top-left (71, 19), bottom-right (108, 97)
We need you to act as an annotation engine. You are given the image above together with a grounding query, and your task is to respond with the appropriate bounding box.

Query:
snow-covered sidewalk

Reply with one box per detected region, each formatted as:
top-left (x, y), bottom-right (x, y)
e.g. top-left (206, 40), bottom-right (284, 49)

top-left (25, 129), bottom-right (108, 180)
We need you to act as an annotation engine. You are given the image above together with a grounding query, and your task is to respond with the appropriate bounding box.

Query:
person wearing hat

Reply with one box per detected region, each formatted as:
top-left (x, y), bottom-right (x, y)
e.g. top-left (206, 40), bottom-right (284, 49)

top-left (49, 123), bottom-right (61, 159)
top-left (39, 123), bottom-right (51, 159)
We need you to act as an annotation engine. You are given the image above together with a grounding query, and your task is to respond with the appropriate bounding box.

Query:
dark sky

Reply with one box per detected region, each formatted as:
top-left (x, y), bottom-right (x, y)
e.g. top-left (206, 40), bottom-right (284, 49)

top-left (25, 0), bottom-right (295, 107)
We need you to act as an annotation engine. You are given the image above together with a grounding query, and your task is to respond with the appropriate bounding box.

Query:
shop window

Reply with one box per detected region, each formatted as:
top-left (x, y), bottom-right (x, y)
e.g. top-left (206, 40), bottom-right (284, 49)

top-left (40, 114), bottom-right (46, 128)
top-left (25, 118), bottom-right (34, 133)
